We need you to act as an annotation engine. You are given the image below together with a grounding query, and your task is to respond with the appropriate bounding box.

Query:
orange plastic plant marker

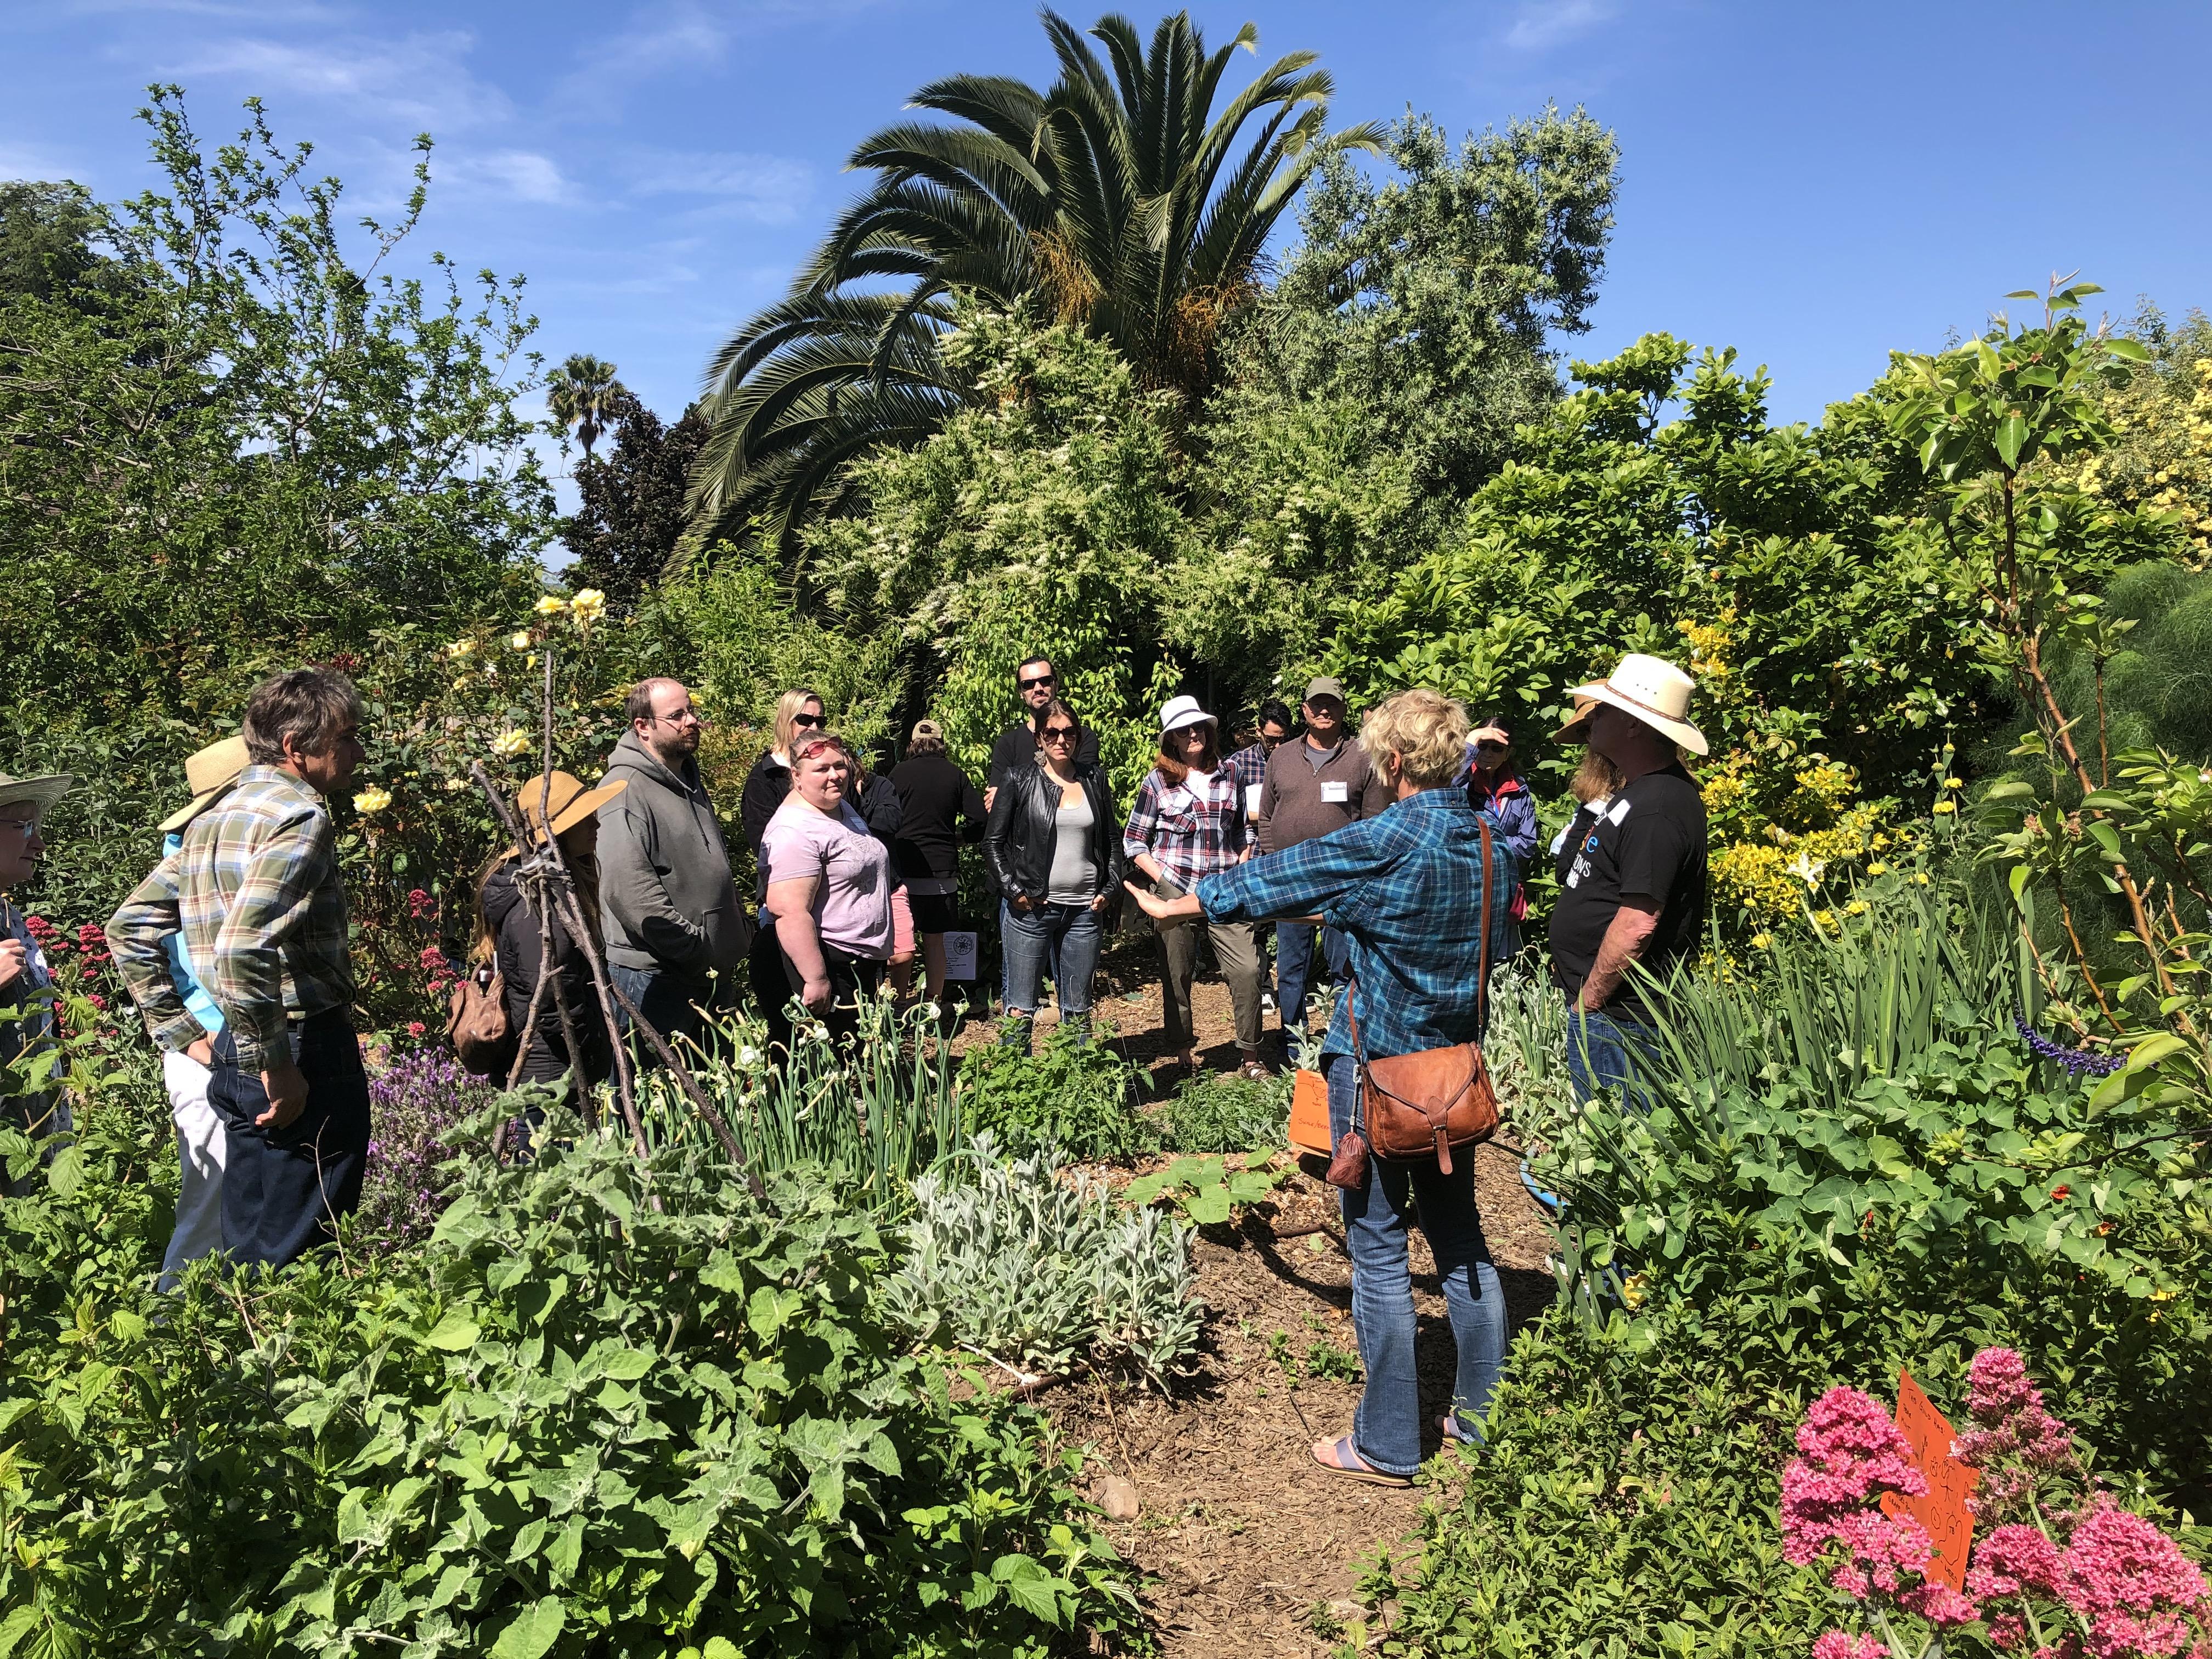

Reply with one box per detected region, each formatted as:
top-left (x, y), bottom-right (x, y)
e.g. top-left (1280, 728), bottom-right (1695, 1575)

top-left (1877, 1369), bottom-right (1979, 1591)
top-left (1288, 1068), bottom-right (1332, 1155)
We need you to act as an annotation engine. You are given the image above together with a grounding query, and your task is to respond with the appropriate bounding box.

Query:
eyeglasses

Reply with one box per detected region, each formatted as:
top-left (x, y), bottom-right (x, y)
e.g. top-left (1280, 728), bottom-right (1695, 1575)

top-left (1041, 725), bottom-right (1078, 744)
top-left (790, 712), bottom-right (825, 730)
top-left (653, 707), bottom-right (704, 726)
top-left (0, 819), bottom-right (36, 836)
top-left (1018, 674), bottom-right (1056, 692)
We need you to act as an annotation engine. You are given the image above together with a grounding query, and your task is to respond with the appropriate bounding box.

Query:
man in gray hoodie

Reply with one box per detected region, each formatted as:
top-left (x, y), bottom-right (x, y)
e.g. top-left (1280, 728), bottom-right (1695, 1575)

top-left (597, 678), bottom-right (749, 1058)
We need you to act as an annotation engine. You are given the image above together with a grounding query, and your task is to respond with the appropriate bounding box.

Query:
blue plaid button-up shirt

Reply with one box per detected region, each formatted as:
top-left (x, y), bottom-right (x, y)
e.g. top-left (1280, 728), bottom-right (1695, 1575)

top-left (1195, 786), bottom-right (1511, 1061)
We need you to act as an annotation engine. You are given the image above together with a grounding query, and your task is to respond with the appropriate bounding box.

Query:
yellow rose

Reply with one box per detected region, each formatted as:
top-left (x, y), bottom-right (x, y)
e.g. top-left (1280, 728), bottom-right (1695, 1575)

top-left (352, 787), bottom-right (393, 814)
top-left (510, 630), bottom-right (532, 651)
top-left (534, 595), bottom-right (568, 616)
top-left (569, 588), bottom-right (607, 622)
top-left (448, 639), bottom-right (473, 659)
top-left (491, 729), bottom-right (531, 758)
top-left (1932, 800), bottom-right (1956, 815)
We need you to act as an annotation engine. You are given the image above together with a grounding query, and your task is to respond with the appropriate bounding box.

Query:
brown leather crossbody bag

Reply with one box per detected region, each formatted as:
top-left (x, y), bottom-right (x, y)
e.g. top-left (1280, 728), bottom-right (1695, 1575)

top-left (1325, 817), bottom-right (1499, 1186)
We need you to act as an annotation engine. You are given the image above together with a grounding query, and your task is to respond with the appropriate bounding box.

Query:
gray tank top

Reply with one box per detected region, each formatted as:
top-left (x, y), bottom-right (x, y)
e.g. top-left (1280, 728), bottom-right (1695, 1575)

top-left (1046, 791), bottom-right (1097, 905)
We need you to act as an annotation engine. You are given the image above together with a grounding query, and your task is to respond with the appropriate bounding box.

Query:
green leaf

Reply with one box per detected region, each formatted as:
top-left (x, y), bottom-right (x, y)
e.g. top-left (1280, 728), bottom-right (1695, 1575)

top-left (487, 1597), bottom-right (565, 1659)
top-left (2103, 337), bottom-right (2150, 363)
top-left (2125, 1034), bottom-right (2190, 1072)
top-left (1993, 414), bottom-right (2029, 469)
top-left (422, 1310), bottom-right (482, 1352)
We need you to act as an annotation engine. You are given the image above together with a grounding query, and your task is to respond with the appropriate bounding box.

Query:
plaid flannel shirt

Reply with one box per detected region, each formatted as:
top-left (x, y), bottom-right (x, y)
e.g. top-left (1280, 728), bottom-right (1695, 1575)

top-left (1224, 741), bottom-right (1271, 802)
top-left (107, 766), bottom-right (352, 1068)
top-left (1195, 786), bottom-right (1511, 1061)
top-left (1122, 765), bottom-right (1247, 892)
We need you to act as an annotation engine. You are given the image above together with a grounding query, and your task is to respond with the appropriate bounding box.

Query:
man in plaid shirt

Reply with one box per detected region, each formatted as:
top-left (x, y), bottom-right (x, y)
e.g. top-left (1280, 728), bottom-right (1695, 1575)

top-left (108, 669), bottom-right (370, 1268)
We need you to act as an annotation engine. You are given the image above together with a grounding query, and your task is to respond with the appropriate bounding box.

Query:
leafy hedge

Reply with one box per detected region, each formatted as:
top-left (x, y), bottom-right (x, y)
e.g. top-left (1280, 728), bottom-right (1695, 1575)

top-left (0, 1097), bottom-right (1147, 1657)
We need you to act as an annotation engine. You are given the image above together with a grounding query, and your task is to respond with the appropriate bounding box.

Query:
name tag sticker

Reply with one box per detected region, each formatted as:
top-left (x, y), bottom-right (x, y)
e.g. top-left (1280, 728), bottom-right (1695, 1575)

top-left (1245, 783), bottom-right (1263, 815)
top-left (1320, 781), bottom-right (1350, 803)
top-left (1606, 798), bottom-right (1633, 825)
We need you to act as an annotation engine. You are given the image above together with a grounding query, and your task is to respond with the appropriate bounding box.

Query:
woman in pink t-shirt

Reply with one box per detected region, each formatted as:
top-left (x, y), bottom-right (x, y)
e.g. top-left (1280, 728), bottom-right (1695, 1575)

top-left (760, 731), bottom-right (894, 1041)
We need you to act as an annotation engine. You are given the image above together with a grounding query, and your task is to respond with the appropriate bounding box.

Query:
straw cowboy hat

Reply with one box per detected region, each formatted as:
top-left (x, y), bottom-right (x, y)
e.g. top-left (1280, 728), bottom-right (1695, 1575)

top-left (517, 770), bottom-right (626, 839)
top-left (1158, 694), bottom-right (1216, 735)
top-left (1555, 653), bottom-right (1708, 757)
top-left (158, 736), bottom-right (250, 835)
top-left (0, 772), bottom-right (75, 816)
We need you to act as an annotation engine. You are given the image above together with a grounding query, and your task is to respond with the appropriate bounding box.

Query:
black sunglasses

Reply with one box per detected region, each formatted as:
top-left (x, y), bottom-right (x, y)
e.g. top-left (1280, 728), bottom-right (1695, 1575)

top-left (1041, 725), bottom-right (1078, 743)
top-left (791, 712), bottom-right (825, 730)
top-left (1018, 674), bottom-right (1057, 691)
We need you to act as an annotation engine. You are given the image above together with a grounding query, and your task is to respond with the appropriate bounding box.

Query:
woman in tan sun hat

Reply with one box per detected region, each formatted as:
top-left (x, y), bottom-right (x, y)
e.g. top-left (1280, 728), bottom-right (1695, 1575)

top-left (472, 769), bottom-right (627, 1095)
top-left (0, 770), bottom-right (77, 1185)
top-left (1545, 653), bottom-right (1711, 1115)
top-left (101, 735), bottom-right (249, 1287)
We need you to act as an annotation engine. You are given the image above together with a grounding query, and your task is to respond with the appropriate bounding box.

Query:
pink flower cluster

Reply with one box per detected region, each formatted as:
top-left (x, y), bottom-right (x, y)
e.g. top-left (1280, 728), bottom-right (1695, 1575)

top-left (1789, 1352), bottom-right (2212, 1659)
top-left (407, 888), bottom-right (436, 920)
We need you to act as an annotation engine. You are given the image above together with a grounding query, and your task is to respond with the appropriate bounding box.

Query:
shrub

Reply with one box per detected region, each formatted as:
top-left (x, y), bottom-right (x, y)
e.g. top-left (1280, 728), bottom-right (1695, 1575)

top-left (356, 1046), bottom-right (503, 1248)
top-left (882, 1138), bottom-right (1203, 1388)
top-left (955, 1029), bottom-right (1153, 1163)
top-left (1151, 1068), bottom-right (1290, 1154)
top-left (0, 1102), bottom-right (1149, 1656)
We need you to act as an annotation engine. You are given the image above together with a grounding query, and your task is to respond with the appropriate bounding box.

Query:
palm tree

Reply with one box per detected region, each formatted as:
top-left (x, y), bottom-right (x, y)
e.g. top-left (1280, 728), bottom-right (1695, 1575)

top-left (546, 353), bottom-right (624, 460)
top-left (689, 9), bottom-right (1380, 551)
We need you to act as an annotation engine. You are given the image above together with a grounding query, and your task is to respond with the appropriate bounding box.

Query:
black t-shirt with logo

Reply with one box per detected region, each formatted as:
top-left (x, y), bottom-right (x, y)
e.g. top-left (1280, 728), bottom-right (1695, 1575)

top-left (1547, 763), bottom-right (1708, 1024)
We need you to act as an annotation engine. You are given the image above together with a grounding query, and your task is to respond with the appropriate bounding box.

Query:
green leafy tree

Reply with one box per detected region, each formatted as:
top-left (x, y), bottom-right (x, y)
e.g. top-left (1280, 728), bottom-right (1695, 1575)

top-left (558, 390), bottom-right (709, 607)
top-left (0, 180), bottom-right (112, 304)
top-left (690, 8), bottom-right (1380, 548)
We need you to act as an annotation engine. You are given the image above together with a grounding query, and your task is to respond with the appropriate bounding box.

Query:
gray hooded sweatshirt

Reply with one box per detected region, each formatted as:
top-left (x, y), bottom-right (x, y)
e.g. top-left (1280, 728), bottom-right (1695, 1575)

top-left (596, 729), bottom-right (748, 981)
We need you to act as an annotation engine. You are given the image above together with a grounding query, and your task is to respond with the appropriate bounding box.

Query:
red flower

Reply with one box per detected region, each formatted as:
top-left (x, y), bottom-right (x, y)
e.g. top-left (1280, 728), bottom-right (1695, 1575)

top-left (407, 1020), bottom-right (426, 1039)
top-left (2051, 1184), bottom-right (2071, 1201)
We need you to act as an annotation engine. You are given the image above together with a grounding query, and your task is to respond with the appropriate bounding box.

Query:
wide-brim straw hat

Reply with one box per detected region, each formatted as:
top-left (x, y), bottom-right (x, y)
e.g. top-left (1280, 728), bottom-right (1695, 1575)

top-left (1158, 694), bottom-right (1215, 735)
top-left (1555, 653), bottom-right (1708, 757)
top-left (158, 736), bottom-right (251, 834)
top-left (518, 770), bottom-right (627, 839)
top-left (0, 773), bottom-right (75, 816)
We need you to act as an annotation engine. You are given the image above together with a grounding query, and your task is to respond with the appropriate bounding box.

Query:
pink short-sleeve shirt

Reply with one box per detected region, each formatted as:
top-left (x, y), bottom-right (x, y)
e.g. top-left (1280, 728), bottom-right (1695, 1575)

top-left (760, 798), bottom-right (895, 959)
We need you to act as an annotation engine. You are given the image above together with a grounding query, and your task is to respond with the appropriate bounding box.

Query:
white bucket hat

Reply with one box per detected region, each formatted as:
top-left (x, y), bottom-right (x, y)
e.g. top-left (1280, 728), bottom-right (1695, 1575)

top-left (1556, 653), bottom-right (1708, 757)
top-left (1158, 695), bottom-right (1215, 736)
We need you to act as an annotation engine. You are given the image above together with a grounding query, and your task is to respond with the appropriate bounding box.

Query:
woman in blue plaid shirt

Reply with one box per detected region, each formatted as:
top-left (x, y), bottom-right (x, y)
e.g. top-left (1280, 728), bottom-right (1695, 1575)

top-left (1121, 696), bottom-right (1269, 1081)
top-left (1127, 689), bottom-right (1513, 1485)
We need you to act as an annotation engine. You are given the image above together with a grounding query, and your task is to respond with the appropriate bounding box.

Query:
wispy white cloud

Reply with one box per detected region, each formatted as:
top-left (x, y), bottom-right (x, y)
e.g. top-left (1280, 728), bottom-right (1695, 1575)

top-left (623, 148), bottom-right (811, 222)
top-left (165, 30), bottom-right (513, 132)
top-left (555, 0), bottom-right (732, 116)
top-left (439, 148), bottom-right (575, 205)
top-left (1503, 0), bottom-right (1620, 52)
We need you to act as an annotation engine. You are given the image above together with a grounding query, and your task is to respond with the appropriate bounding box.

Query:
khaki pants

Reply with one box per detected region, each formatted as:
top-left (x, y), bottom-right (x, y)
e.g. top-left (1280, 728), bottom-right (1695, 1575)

top-left (1152, 877), bottom-right (1264, 1053)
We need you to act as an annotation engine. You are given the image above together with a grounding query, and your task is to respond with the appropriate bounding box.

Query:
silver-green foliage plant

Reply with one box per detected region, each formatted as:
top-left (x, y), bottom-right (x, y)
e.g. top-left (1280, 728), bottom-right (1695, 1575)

top-left (884, 1138), bottom-right (1203, 1388)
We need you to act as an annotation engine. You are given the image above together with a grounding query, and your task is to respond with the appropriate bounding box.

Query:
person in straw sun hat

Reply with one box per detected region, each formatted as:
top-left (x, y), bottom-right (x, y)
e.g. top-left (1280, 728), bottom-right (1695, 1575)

top-left (103, 736), bottom-right (249, 1286)
top-left (1544, 653), bottom-right (1711, 1114)
top-left (475, 769), bottom-right (628, 1100)
top-left (0, 770), bottom-right (78, 1189)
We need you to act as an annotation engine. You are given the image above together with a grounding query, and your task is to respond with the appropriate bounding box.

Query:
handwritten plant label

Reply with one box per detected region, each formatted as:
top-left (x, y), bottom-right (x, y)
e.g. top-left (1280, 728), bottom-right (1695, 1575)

top-left (1878, 1369), bottom-right (1979, 1590)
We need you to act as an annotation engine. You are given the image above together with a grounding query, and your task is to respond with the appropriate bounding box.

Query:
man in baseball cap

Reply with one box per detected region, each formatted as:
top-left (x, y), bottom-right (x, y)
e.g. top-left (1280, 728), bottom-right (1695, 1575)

top-left (1545, 653), bottom-right (1710, 1112)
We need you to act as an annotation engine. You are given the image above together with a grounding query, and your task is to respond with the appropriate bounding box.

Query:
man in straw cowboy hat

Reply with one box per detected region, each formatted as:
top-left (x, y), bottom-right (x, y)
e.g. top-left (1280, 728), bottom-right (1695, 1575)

top-left (108, 669), bottom-right (369, 1269)
top-left (0, 768), bottom-right (78, 1188)
top-left (105, 736), bottom-right (249, 1288)
top-left (1545, 652), bottom-right (1711, 1111)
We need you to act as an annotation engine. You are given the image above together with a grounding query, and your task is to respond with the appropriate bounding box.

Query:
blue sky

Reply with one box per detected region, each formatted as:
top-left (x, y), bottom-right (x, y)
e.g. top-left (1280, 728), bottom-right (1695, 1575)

top-left (7, 0), bottom-right (2209, 446)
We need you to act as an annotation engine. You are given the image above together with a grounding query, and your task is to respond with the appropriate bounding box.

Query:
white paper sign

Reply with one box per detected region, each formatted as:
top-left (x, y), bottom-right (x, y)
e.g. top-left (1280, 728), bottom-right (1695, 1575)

top-left (1244, 783), bottom-right (1263, 815)
top-left (942, 930), bottom-right (979, 981)
top-left (1320, 780), bottom-right (1350, 804)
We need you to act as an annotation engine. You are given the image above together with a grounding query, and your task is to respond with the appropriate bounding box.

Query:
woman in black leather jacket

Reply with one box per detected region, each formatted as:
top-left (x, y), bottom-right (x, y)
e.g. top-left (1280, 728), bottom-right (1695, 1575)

top-left (983, 701), bottom-right (1124, 1052)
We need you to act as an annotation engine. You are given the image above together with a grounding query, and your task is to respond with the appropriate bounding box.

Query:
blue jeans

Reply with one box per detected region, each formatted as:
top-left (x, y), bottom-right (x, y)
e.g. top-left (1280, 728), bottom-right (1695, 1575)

top-left (1328, 1052), bottom-right (1508, 1476)
top-left (1001, 900), bottom-right (1104, 1047)
top-left (1275, 922), bottom-right (1347, 1032)
top-left (1565, 1002), bottom-right (1662, 1113)
top-left (611, 963), bottom-right (713, 1068)
top-left (206, 1009), bottom-right (369, 1269)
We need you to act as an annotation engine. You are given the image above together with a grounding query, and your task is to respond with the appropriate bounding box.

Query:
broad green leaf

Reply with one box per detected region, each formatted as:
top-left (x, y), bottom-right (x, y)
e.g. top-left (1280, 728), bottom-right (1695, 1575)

top-left (422, 1311), bottom-right (482, 1352)
top-left (1993, 414), bottom-right (2028, 469)
top-left (487, 1597), bottom-right (565, 1659)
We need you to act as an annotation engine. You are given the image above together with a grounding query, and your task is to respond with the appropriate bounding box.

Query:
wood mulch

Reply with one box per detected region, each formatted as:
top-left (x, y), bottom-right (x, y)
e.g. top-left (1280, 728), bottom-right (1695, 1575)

top-left (944, 944), bottom-right (1558, 1656)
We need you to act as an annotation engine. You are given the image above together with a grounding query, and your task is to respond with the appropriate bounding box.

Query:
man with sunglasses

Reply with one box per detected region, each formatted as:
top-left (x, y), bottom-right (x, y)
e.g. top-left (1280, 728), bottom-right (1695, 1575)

top-left (984, 657), bottom-right (1098, 812)
top-left (599, 677), bottom-right (749, 1060)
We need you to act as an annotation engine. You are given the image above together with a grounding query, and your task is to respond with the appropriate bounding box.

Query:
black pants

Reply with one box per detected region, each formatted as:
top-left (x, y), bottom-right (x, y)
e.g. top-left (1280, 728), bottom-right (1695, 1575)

top-left (748, 906), bottom-right (795, 1055)
top-left (207, 1008), bottom-right (371, 1269)
top-left (782, 943), bottom-right (884, 1044)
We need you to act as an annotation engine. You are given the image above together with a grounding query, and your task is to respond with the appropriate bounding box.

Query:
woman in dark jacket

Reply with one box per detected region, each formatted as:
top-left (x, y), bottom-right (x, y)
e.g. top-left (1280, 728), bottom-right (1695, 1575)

top-left (890, 719), bottom-right (984, 1009)
top-left (984, 701), bottom-right (1124, 1052)
top-left (474, 770), bottom-right (625, 1093)
top-left (739, 688), bottom-right (826, 1052)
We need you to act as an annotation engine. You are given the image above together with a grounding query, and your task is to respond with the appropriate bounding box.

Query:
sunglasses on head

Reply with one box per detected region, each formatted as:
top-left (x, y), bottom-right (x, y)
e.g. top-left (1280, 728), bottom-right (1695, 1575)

top-left (791, 712), bottom-right (825, 730)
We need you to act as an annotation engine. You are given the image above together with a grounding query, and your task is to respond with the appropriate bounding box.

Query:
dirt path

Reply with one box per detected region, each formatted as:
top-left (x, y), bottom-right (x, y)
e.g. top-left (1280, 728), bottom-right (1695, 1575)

top-left (950, 946), bottom-right (1555, 1652)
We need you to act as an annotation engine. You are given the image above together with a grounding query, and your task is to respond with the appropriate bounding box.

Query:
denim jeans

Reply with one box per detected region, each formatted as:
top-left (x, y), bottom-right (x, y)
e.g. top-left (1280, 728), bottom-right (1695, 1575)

top-left (611, 963), bottom-right (713, 1069)
top-left (1564, 1002), bottom-right (1662, 1114)
top-left (1001, 899), bottom-right (1104, 1040)
top-left (206, 1009), bottom-right (370, 1270)
top-left (1328, 1052), bottom-right (1508, 1476)
top-left (1275, 922), bottom-right (1347, 1033)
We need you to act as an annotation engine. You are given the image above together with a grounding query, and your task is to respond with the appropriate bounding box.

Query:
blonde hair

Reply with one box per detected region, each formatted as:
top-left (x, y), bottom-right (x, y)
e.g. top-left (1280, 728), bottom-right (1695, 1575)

top-left (772, 687), bottom-right (825, 755)
top-left (1358, 689), bottom-right (1470, 791)
top-left (1570, 746), bottom-right (1624, 806)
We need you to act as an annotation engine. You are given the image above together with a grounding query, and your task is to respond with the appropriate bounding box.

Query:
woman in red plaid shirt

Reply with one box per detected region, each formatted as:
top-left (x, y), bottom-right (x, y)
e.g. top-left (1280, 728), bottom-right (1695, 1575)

top-left (1121, 696), bottom-right (1267, 1081)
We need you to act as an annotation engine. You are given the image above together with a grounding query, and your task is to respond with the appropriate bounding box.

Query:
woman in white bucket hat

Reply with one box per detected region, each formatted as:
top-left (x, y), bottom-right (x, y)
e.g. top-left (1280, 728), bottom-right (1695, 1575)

top-left (1546, 653), bottom-right (1711, 1113)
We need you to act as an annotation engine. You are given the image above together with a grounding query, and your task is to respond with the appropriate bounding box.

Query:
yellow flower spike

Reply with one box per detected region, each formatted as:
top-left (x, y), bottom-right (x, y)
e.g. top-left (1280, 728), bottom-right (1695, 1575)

top-left (352, 787), bottom-right (393, 814)
top-left (1943, 777), bottom-right (1963, 789)
top-left (534, 595), bottom-right (568, 616)
top-left (1750, 933), bottom-right (1773, 950)
top-left (491, 730), bottom-right (531, 758)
